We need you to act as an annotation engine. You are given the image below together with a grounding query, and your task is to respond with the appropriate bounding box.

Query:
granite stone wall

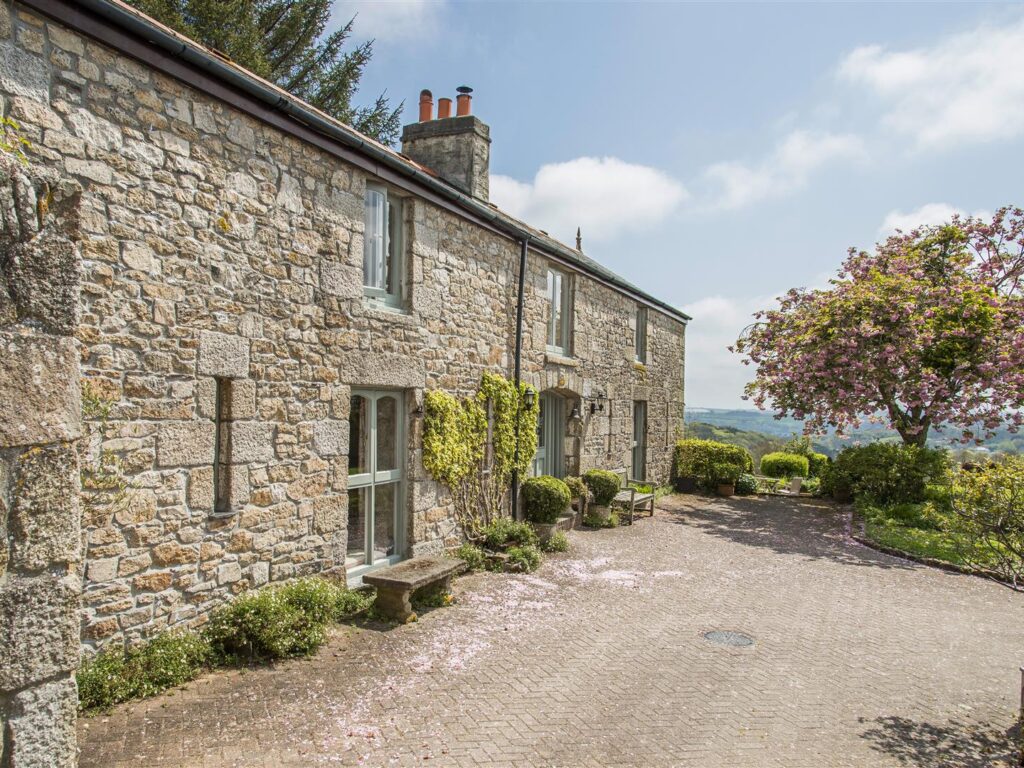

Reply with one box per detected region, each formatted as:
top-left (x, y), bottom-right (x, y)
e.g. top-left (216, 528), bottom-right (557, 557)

top-left (0, 2), bottom-right (686, 656)
top-left (0, 143), bottom-right (83, 764)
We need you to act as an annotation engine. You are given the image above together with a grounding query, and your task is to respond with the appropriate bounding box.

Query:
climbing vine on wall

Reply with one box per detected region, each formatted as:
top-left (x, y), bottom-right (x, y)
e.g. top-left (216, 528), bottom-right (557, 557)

top-left (423, 372), bottom-right (539, 541)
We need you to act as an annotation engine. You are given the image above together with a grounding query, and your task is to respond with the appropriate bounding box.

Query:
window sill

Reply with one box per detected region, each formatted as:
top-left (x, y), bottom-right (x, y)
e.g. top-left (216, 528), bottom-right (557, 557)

top-left (358, 300), bottom-right (417, 325)
top-left (544, 351), bottom-right (578, 368)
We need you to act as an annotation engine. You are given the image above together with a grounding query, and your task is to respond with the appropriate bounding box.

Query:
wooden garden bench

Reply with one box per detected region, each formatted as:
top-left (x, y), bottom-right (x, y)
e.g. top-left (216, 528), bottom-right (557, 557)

top-left (362, 556), bottom-right (464, 622)
top-left (610, 469), bottom-right (656, 525)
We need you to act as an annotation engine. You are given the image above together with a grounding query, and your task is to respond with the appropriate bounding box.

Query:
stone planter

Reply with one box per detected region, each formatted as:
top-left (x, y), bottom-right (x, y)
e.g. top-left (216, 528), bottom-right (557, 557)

top-left (588, 504), bottom-right (612, 523)
top-left (716, 483), bottom-right (735, 497)
top-left (531, 510), bottom-right (577, 543)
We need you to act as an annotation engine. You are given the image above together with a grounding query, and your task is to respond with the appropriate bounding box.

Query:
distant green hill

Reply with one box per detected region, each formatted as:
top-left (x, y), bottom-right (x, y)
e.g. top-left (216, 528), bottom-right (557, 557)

top-left (685, 408), bottom-right (1023, 458)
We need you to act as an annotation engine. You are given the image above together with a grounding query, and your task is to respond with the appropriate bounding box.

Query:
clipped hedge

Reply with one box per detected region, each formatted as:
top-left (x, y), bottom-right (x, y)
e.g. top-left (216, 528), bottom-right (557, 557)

top-left (674, 439), bottom-right (753, 489)
top-left (522, 475), bottom-right (571, 524)
top-left (760, 452), bottom-right (810, 479)
top-left (807, 452), bottom-right (830, 478)
top-left (583, 469), bottom-right (620, 506)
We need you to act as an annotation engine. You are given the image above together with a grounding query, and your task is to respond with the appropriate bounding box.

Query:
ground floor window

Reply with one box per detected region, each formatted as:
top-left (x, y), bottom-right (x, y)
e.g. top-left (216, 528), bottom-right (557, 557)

top-left (632, 400), bottom-right (647, 481)
top-left (347, 390), bottom-right (405, 578)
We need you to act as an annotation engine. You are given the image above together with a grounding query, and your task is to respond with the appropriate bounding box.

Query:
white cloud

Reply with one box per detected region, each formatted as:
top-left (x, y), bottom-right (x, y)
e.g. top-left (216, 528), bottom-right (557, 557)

top-left (878, 203), bottom-right (992, 235)
top-left (702, 130), bottom-right (866, 210)
top-left (680, 294), bottom-right (771, 409)
top-left (333, 0), bottom-right (446, 43)
top-left (839, 17), bottom-right (1024, 148)
top-left (490, 157), bottom-right (687, 245)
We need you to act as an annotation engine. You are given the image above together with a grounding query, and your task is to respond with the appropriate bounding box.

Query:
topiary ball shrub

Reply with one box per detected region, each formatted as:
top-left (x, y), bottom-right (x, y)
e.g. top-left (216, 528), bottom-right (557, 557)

top-left (760, 452), bottom-right (810, 478)
top-left (583, 469), bottom-right (620, 506)
top-left (564, 475), bottom-right (588, 501)
top-left (522, 475), bottom-right (571, 524)
top-left (735, 473), bottom-right (758, 496)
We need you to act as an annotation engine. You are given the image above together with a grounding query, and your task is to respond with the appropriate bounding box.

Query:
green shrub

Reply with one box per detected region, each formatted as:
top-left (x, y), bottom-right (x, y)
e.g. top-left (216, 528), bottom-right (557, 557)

top-left (522, 475), bottom-right (571, 524)
top-left (482, 517), bottom-right (538, 549)
top-left (455, 543), bottom-right (487, 571)
top-left (760, 452), bottom-right (810, 478)
top-left (204, 583), bottom-right (327, 663)
top-left (807, 452), bottom-right (829, 477)
top-left (78, 631), bottom-right (210, 712)
top-left (735, 473), bottom-right (758, 496)
top-left (542, 530), bottom-right (570, 553)
top-left (673, 439), bottom-right (753, 489)
top-left (802, 476), bottom-right (821, 496)
top-left (564, 475), bottom-right (587, 501)
top-left (331, 586), bottom-right (375, 620)
top-left (947, 457), bottom-right (1024, 584)
top-left (506, 544), bottom-right (542, 572)
top-left (583, 469), bottom-right (620, 506)
top-left (824, 443), bottom-right (949, 504)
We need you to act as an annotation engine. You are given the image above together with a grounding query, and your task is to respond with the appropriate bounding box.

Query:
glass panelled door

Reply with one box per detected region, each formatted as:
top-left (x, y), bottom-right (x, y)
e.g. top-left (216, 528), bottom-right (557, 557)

top-left (347, 391), bottom-right (404, 577)
top-left (632, 400), bottom-right (647, 481)
top-left (532, 393), bottom-right (565, 478)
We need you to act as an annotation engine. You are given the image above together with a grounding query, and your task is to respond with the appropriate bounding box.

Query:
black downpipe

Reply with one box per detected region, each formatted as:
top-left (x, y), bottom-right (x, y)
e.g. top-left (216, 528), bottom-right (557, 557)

top-left (510, 237), bottom-right (530, 519)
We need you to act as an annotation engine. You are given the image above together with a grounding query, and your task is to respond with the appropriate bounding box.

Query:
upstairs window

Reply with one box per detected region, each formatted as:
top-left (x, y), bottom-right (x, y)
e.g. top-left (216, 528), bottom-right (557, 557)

top-left (363, 184), bottom-right (404, 307)
top-left (635, 306), bottom-right (648, 363)
top-left (545, 266), bottom-right (572, 355)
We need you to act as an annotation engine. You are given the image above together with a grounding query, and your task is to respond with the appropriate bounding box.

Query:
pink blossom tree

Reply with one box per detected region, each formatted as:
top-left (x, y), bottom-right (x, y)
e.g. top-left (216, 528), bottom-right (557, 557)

top-left (733, 207), bottom-right (1024, 446)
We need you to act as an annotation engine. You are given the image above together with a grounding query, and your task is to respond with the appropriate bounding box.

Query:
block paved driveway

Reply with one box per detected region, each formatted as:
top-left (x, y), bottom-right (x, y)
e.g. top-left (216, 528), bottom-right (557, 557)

top-left (79, 495), bottom-right (1024, 767)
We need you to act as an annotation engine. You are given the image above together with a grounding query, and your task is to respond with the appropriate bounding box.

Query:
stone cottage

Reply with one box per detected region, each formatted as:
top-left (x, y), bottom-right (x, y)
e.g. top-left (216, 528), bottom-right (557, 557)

top-left (0, 0), bottom-right (688, 670)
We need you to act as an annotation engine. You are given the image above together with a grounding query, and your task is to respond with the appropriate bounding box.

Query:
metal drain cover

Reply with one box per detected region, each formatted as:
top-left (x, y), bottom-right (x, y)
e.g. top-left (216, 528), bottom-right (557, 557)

top-left (703, 630), bottom-right (754, 647)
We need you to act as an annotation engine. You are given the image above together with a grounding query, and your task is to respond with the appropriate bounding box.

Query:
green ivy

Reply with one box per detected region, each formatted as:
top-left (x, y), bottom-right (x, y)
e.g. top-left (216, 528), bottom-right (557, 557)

top-left (422, 373), bottom-right (539, 540)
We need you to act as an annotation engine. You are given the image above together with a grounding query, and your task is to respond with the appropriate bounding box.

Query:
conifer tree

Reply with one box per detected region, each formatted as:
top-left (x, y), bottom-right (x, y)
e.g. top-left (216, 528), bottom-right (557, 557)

top-left (129, 0), bottom-right (402, 144)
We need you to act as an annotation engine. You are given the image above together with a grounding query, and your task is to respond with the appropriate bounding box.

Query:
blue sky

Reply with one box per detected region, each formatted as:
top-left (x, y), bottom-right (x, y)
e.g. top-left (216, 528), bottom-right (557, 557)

top-left (333, 1), bottom-right (1024, 408)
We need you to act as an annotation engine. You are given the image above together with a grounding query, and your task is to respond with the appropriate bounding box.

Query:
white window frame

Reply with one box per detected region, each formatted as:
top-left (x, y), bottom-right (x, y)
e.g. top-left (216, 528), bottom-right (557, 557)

top-left (635, 306), bottom-right (648, 364)
top-left (363, 183), bottom-right (405, 308)
top-left (545, 266), bottom-right (572, 355)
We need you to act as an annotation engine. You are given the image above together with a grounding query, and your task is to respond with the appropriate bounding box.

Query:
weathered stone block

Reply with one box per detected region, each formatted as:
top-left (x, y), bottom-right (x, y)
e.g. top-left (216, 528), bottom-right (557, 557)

top-left (309, 494), bottom-right (344, 534)
top-left (312, 419), bottom-right (347, 457)
top-left (187, 465), bottom-right (214, 509)
top-left (0, 575), bottom-right (79, 690)
top-left (10, 442), bottom-right (80, 571)
top-left (3, 675), bottom-right (77, 768)
top-left (0, 333), bottom-right (81, 448)
top-left (197, 331), bottom-right (249, 378)
top-left (156, 421), bottom-right (214, 467)
top-left (4, 231), bottom-right (81, 335)
top-left (216, 561), bottom-right (241, 585)
top-left (152, 542), bottom-right (198, 566)
top-left (0, 39), bottom-right (47, 101)
top-left (230, 421), bottom-right (274, 463)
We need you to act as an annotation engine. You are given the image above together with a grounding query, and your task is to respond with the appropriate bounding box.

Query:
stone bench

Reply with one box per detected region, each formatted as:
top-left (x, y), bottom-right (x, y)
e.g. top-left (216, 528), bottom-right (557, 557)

top-left (362, 556), bottom-right (464, 622)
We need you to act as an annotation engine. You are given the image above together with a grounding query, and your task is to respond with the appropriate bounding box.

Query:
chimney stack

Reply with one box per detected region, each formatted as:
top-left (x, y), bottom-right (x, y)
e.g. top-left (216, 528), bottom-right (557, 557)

top-left (401, 85), bottom-right (491, 201)
top-left (418, 89), bottom-right (433, 122)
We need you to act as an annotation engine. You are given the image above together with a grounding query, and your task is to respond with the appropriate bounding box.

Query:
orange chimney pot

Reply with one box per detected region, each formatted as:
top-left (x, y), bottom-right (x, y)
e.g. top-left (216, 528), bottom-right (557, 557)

top-left (418, 89), bottom-right (433, 122)
top-left (455, 85), bottom-right (473, 116)
top-left (437, 97), bottom-right (452, 119)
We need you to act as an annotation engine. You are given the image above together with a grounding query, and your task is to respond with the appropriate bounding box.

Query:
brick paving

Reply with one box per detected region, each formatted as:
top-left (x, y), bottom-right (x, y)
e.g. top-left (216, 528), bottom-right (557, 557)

top-left (78, 495), bottom-right (1024, 767)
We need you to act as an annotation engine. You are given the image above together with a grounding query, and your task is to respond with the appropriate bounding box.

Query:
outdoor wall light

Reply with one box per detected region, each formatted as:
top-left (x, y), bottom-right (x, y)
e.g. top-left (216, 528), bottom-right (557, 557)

top-left (524, 388), bottom-right (537, 409)
top-left (589, 391), bottom-right (607, 415)
top-left (570, 404), bottom-right (581, 420)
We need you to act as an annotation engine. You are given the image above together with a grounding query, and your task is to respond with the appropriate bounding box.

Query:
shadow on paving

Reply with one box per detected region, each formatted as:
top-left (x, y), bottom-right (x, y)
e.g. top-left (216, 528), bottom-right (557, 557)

top-left (659, 494), bottom-right (919, 572)
top-left (859, 715), bottom-right (1021, 767)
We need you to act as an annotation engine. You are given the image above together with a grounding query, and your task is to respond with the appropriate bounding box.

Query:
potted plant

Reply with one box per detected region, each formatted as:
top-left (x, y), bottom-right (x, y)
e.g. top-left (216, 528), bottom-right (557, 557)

top-left (582, 469), bottom-right (620, 523)
top-left (564, 475), bottom-right (588, 521)
top-left (711, 462), bottom-right (740, 497)
top-left (522, 475), bottom-right (572, 543)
